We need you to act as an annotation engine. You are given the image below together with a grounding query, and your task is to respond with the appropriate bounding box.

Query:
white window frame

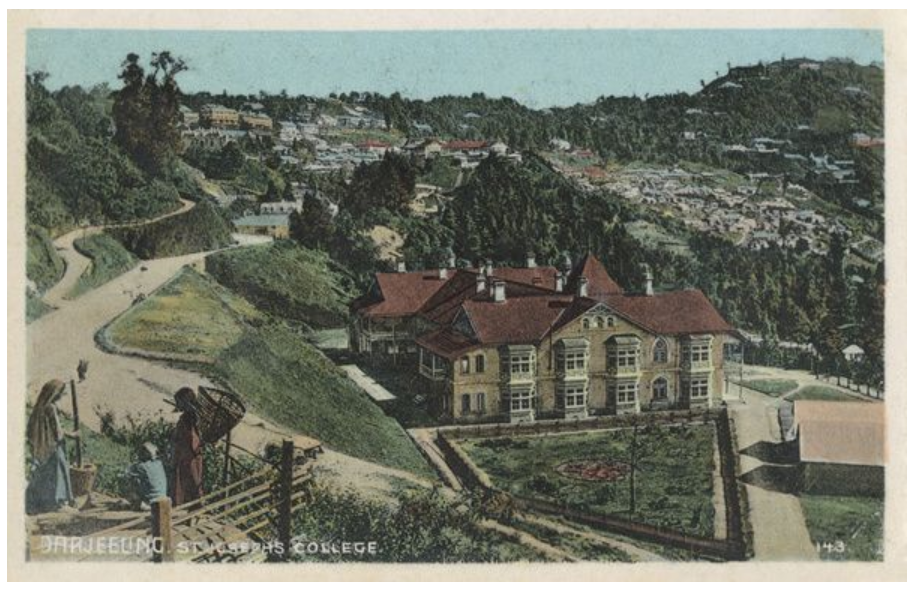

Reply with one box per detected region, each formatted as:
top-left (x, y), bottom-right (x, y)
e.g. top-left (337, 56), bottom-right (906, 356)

top-left (615, 382), bottom-right (638, 405)
top-left (564, 351), bottom-right (587, 373)
top-left (689, 377), bottom-right (710, 400)
top-left (653, 338), bottom-right (669, 363)
top-left (475, 392), bottom-right (486, 412)
top-left (613, 346), bottom-right (640, 371)
top-left (563, 385), bottom-right (587, 408)
top-left (690, 344), bottom-right (711, 365)
top-left (510, 353), bottom-right (533, 375)
top-left (509, 388), bottom-right (534, 411)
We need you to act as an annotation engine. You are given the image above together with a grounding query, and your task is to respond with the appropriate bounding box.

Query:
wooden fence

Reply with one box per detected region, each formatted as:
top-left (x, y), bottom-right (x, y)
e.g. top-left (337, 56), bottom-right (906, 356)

top-left (88, 439), bottom-right (315, 563)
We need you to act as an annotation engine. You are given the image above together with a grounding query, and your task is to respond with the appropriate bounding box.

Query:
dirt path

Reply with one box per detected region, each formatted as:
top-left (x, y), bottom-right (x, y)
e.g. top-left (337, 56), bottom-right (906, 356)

top-left (27, 229), bottom-right (431, 503)
top-left (479, 519), bottom-right (577, 562)
top-left (727, 386), bottom-right (818, 560)
top-left (42, 199), bottom-right (196, 308)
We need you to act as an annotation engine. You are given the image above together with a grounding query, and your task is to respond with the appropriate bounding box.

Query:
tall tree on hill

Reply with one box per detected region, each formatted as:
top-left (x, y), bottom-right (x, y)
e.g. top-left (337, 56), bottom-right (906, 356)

top-left (113, 51), bottom-right (187, 175)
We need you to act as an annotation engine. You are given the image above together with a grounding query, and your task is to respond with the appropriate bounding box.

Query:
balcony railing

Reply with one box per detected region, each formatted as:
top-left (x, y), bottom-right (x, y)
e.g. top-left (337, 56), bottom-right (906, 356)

top-left (419, 364), bottom-right (445, 380)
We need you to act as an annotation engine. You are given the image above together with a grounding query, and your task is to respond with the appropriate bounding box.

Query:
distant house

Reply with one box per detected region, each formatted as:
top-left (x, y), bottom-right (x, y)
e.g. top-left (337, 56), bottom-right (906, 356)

top-left (798, 62), bottom-right (821, 71)
top-left (842, 344), bottom-right (865, 362)
top-left (233, 214), bottom-right (290, 239)
top-left (260, 200), bottom-right (303, 215)
top-left (550, 138), bottom-right (572, 151)
top-left (200, 104), bottom-right (240, 128)
top-left (240, 112), bottom-right (273, 131)
top-left (791, 400), bottom-right (884, 496)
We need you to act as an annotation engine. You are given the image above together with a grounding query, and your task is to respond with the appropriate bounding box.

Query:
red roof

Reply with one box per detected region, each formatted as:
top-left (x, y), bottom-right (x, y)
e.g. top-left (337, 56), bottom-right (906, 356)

top-left (566, 254), bottom-right (623, 298)
top-left (461, 294), bottom-right (575, 345)
top-left (442, 140), bottom-right (490, 151)
top-left (603, 290), bottom-right (733, 335)
top-left (415, 327), bottom-right (478, 359)
top-left (357, 270), bottom-right (456, 317)
top-left (357, 140), bottom-right (391, 149)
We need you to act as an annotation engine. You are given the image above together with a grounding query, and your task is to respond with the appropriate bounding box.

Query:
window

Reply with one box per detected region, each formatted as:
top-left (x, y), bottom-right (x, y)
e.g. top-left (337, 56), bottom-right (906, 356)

top-left (460, 356), bottom-right (470, 374)
top-left (652, 377), bottom-right (669, 402)
top-left (564, 351), bottom-right (587, 373)
top-left (596, 317), bottom-right (605, 328)
top-left (652, 339), bottom-right (669, 363)
top-left (475, 392), bottom-right (486, 412)
top-left (690, 377), bottom-right (709, 400)
top-left (510, 353), bottom-right (533, 375)
top-left (510, 389), bottom-right (533, 411)
top-left (690, 344), bottom-right (711, 365)
top-left (461, 393), bottom-right (472, 414)
top-left (613, 346), bottom-right (640, 371)
top-left (563, 385), bottom-right (587, 408)
top-left (475, 354), bottom-right (486, 374)
top-left (583, 318), bottom-right (590, 330)
top-left (615, 382), bottom-right (638, 405)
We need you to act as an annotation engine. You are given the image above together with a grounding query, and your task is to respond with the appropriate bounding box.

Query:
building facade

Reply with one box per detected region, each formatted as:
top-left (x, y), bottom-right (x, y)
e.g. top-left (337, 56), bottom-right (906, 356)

top-left (352, 254), bottom-right (735, 423)
top-left (200, 104), bottom-right (240, 128)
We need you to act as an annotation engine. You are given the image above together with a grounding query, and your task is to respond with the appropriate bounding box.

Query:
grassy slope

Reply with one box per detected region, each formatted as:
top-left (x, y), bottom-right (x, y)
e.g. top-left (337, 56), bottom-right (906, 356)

top-left (800, 495), bottom-right (883, 561)
top-left (460, 424), bottom-right (717, 537)
top-left (112, 201), bottom-right (233, 260)
top-left (108, 267), bottom-right (263, 358)
top-left (213, 324), bottom-right (431, 478)
top-left (67, 233), bottom-right (138, 298)
top-left (205, 241), bottom-right (354, 329)
top-left (788, 385), bottom-right (861, 402)
top-left (107, 266), bottom-right (430, 478)
top-left (733, 378), bottom-right (799, 398)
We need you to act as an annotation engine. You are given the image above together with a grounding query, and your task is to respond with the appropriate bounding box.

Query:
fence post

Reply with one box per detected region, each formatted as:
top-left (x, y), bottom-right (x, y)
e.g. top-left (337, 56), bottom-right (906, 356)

top-left (151, 497), bottom-right (174, 563)
top-left (276, 439), bottom-right (294, 561)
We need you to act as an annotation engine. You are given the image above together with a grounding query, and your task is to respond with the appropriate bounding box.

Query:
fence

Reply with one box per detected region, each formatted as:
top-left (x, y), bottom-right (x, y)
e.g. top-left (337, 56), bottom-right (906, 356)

top-left (88, 439), bottom-right (315, 563)
top-left (436, 407), bottom-right (750, 561)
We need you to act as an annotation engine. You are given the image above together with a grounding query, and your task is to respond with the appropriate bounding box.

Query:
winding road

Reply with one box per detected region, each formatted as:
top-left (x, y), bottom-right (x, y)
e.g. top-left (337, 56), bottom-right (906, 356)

top-left (27, 205), bottom-right (433, 499)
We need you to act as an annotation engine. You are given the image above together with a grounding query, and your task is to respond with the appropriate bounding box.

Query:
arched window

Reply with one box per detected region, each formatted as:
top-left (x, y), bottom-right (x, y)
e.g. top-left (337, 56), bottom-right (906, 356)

top-left (596, 317), bottom-right (605, 328)
top-left (583, 318), bottom-right (590, 330)
top-left (652, 338), bottom-right (669, 363)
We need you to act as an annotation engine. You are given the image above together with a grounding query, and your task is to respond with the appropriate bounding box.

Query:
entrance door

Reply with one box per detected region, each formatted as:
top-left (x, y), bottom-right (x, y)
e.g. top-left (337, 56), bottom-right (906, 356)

top-left (652, 377), bottom-right (669, 404)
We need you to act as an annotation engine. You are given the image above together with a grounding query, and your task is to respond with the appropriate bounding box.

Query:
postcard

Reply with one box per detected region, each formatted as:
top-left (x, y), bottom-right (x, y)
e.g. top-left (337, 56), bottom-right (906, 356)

top-left (7, 9), bottom-right (906, 581)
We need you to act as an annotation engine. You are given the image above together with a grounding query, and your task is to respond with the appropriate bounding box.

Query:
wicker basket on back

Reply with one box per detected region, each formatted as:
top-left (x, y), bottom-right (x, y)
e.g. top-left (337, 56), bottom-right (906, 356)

top-left (195, 386), bottom-right (246, 444)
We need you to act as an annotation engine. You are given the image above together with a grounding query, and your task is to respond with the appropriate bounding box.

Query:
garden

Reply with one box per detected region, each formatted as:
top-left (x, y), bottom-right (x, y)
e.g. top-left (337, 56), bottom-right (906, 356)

top-left (457, 422), bottom-right (718, 537)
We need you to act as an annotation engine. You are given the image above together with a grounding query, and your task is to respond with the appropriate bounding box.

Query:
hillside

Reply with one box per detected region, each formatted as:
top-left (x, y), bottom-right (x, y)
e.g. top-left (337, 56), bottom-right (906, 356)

top-left (68, 233), bottom-right (138, 298)
top-left (205, 241), bottom-right (356, 329)
top-left (111, 201), bottom-right (234, 259)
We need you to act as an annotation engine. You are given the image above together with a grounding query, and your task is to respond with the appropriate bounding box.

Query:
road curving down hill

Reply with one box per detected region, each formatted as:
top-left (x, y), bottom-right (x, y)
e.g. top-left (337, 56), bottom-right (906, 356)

top-left (26, 215), bottom-right (434, 500)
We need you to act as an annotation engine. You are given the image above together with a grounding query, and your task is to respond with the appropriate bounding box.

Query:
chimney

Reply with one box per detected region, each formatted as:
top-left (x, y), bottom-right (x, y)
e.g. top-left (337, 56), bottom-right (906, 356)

top-left (577, 276), bottom-right (589, 298)
top-left (485, 259), bottom-right (493, 277)
top-left (476, 273), bottom-right (487, 293)
top-left (493, 279), bottom-right (506, 303)
top-left (438, 267), bottom-right (448, 280)
top-left (526, 252), bottom-right (537, 268)
top-left (396, 260), bottom-right (406, 273)
top-left (643, 267), bottom-right (654, 296)
top-left (555, 272), bottom-right (564, 293)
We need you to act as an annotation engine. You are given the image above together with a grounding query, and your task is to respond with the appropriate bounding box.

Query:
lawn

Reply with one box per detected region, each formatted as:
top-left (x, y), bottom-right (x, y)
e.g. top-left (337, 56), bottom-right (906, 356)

top-left (68, 233), bottom-right (138, 298)
top-left (510, 517), bottom-right (633, 562)
top-left (732, 378), bottom-right (799, 398)
top-left (27, 225), bottom-right (65, 293)
top-left (205, 241), bottom-right (355, 329)
top-left (800, 495), bottom-right (884, 561)
top-left (788, 385), bottom-right (861, 402)
top-left (107, 267), bottom-right (263, 358)
top-left (459, 423), bottom-right (717, 537)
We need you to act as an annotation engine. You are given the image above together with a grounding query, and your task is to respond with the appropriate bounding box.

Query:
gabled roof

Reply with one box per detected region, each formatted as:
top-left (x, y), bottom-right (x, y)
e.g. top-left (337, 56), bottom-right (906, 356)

top-left (603, 290), bottom-right (733, 335)
top-left (461, 294), bottom-right (575, 345)
top-left (566, 254), bottom-right (623, 298)
top-left (356, 270), bottom-right (457, 318)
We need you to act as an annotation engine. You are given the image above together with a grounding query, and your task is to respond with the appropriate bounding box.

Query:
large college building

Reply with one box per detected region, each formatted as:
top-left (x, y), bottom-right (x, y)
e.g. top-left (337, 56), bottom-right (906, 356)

top-left (351, 254), bottom-right (736, 423)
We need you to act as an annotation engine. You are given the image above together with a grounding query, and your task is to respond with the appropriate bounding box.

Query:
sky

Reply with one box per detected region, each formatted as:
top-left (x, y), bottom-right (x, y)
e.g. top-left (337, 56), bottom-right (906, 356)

top-left (26, 28), bottom-right (883, 108)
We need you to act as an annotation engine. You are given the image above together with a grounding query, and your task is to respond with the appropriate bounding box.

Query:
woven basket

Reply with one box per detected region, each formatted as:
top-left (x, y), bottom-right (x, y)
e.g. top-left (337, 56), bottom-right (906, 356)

top-left (70, 463), bottom-right (97, 498)
top-left (195, 386), bottom-right (246, 444)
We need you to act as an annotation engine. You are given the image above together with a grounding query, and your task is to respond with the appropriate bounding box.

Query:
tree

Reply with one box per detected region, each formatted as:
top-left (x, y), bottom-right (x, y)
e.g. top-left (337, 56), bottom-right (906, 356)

top-left (112, 51), bottom-right (187, 175)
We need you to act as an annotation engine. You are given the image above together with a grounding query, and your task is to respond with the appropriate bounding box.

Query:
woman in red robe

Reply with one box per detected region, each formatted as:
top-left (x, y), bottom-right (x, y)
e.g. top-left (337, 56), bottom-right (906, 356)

top-left (170, 387), bottom-right (204, 505)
